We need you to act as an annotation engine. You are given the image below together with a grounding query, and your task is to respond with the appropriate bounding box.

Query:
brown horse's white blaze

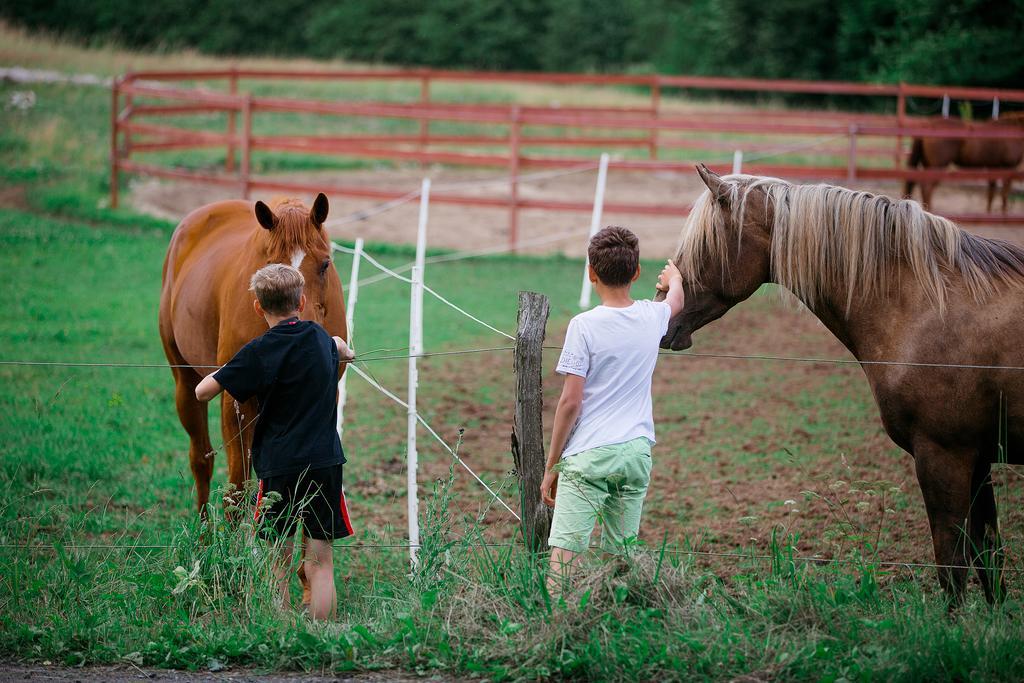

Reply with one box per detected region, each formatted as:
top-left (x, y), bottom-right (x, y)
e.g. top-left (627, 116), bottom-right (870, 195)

top-left (663, 165), bottom-right (1024, 603)
top-left (158, 193), bottom-right (347, 513)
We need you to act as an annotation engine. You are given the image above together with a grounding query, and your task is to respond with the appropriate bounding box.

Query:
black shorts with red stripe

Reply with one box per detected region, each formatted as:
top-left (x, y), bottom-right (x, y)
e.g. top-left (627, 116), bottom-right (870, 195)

top-left (254, 464), bottom-right (353, 540)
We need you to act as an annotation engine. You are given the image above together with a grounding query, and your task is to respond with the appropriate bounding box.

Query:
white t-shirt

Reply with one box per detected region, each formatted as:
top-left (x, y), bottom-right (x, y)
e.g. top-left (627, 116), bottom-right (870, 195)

top-left (555, 299), bottom-right (672, 458)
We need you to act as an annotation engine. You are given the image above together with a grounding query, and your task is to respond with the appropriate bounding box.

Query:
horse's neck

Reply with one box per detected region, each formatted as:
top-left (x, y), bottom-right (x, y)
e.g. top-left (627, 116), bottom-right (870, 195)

top-left (803, 275), bottom-right (930, 363)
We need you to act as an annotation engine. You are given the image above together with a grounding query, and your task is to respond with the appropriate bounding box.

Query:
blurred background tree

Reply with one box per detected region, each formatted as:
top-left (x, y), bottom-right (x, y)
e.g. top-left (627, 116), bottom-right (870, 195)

top-left (3, 0), bottom-right (1021, 89)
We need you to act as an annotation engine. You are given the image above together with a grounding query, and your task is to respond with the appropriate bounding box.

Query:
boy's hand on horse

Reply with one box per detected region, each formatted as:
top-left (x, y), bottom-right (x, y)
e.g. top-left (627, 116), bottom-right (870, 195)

top-left (657, 259), bottom-right (685, 318)
top-left (656, 259), bottom-right (682, 292)
top-left (333, 336), bottom-right (355, 362)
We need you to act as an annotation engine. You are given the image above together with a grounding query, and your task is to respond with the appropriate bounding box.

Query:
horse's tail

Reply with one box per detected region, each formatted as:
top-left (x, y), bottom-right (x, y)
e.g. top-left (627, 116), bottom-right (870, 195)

top-left (904, 138), bottom-right (924, 198)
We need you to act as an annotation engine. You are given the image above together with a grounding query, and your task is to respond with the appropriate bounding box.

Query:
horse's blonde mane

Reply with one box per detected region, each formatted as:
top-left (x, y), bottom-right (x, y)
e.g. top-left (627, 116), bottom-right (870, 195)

top-left (263, 197), bottom-right (329, 262)
top-left (675, 175), bottom-right (1024, 312)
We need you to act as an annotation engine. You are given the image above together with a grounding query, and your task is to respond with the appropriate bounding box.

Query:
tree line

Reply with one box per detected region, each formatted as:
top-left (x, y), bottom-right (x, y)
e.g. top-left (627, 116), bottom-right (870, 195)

top-left (4, 0), bottom-right (1022, 89)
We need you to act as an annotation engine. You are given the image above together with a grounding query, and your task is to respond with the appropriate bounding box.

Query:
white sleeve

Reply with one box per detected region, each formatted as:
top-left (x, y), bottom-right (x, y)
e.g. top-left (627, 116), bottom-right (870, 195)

top-left (555, 318), bottom-right (589, 377)
top-left (648, 300), bottom-right (672, 336)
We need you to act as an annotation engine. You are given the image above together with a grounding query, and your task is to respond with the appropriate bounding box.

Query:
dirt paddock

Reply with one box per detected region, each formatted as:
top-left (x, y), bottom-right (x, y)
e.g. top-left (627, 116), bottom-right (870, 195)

top-left (128, 167), bottom-right (1024, 257)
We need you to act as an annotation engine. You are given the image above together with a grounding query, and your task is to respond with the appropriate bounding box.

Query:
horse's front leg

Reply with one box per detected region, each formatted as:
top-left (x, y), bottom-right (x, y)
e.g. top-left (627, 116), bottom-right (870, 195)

top-left (220, 394), bottom-right (256, 513)
top-left (920, 181), bottom-right (936, 211)
top-left (968, 460), bottom-right (1006, 603)
top-left (913, 438), bottom-right (977, 606)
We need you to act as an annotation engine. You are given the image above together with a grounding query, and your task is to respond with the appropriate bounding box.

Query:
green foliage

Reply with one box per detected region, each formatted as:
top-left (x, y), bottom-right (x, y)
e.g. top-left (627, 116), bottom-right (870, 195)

top-left (3, 0), bottom-right (1022, 88)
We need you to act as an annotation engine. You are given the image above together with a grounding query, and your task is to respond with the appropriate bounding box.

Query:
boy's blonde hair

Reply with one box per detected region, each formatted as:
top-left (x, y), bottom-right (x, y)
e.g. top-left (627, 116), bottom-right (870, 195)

top-left (250, 263), bottom-right (304, 315)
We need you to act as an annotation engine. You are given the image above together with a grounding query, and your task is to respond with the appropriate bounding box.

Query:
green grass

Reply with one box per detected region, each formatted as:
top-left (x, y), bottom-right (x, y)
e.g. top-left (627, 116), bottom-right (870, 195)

top-left (4, 152), bottom-right (1024, 683)
top-left (4, 33), bottom-right (1024, 681)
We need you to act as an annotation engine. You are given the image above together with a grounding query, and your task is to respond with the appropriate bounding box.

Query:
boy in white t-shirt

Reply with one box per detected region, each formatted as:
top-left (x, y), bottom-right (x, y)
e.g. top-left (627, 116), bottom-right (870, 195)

top-left (541, 226), bottom-right (684, 588)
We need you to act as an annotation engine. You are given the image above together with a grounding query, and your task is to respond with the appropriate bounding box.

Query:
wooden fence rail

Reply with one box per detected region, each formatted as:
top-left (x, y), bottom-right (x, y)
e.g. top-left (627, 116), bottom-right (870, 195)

top-left (111, 68), bottom-right (1024, 246)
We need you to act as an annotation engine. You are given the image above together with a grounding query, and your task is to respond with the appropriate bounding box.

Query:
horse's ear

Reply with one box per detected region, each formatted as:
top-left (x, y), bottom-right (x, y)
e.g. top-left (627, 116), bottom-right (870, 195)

top-left (696, 163), bottom-right (726, 196)
top-left (310, 193), bottom-right (329, 226)
top-left (254, 201), bottom-right (277, 231)
top-left (696, 163), bottom-right (732, 207)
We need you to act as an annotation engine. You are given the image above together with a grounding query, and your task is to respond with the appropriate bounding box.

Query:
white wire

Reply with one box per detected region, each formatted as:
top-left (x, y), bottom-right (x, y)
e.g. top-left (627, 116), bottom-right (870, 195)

top-left (347, 364), bottom-right (520, 520)
top-left (421, 283), bottom-right (515, 341)
top-left (349, 226), bottom-right (588, 288)
top-left (324, 191), bottom-right (421, 230)
top-left (333, 243), bottom-right (414, 284)
top-left (333, 243), bottom-right (518, 340)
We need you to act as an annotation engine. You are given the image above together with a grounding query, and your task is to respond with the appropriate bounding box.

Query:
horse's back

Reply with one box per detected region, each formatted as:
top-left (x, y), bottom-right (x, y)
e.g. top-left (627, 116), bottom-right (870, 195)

top-left (160, 200), bottom-right (258, 369)
top-left (164, 200), bottom-right (254, 274)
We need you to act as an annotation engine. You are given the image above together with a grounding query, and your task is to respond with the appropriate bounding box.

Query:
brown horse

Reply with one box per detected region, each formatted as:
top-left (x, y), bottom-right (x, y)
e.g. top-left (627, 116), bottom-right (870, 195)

top-left (158, 193), bottom-right (347, 512)
top-left (904, 116), bottom-right (1024, 213)
top-left (662, 166), bottom-right (1024, 603)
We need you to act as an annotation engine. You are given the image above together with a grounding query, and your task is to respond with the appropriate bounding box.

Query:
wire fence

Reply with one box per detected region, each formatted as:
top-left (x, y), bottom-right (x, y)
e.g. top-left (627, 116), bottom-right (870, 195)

top-left (6, 346), bottom-right (1024, 372)
top-left (7, 186), bottom-right (1024, 580)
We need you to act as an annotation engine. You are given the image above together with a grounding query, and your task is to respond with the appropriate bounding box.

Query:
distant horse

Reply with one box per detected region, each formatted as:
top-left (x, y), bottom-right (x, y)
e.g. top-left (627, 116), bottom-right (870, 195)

top-left (158, 194), bottom-right (347, 512)
top-left (904, 116), bottom-right (1024, 213)
top-left (662, 166), bottom-right (1024, 603)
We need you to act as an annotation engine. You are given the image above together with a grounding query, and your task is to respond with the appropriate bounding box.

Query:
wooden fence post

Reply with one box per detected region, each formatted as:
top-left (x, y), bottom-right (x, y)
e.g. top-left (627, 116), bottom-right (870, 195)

top-left (846, 124), bottom-right (858, 184)
top-left (419, 74), bottom-right (431, 154)
top-left (512, 291), bottom-right (551, 553)
top-left (508, 106), bottom-right (522, 251)
top-left (226, 66), bottom-right (238, 173)
top-left (895, 81), bottom-right (906, 168)
top-left (110, 76), bottom-right (121, 209)
top-left (648, 78), bottom-right (660, 160)
top-left (240, 94), bottom-right (253, 199)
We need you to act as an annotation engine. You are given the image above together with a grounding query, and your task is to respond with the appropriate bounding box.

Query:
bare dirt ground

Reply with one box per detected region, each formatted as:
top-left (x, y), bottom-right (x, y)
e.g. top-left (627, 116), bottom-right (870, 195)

top-left (128, 167), bottom-right (1024, 259)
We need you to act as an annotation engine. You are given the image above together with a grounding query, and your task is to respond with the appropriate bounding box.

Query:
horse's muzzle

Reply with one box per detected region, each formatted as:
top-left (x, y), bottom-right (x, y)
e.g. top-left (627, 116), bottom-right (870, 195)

top-left (660, 324), bottom-right (693, 351)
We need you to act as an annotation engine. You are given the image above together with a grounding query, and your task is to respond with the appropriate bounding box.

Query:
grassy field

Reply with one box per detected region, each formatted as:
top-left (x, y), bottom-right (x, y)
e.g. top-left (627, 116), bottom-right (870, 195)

top-left (4, 27), bottom-right (1024, 681)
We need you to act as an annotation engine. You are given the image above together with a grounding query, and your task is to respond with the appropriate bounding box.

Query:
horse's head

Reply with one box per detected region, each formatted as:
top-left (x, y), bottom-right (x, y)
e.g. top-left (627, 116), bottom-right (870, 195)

top-left (657, 165), bottom-right (774, 350)
top-left (254, 193), bottom-right (344, 328)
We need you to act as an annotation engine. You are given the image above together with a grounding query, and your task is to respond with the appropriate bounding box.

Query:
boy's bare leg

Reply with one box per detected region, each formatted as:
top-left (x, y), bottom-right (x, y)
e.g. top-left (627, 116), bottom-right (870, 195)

top-left (297, 528), bottom-right (312, 608)
top-left (547, 546), bottom-right (579, 596)
top-left (302, 538), bottom-right (336, 620)
top-left (274, 540), bottom-right (295, 610)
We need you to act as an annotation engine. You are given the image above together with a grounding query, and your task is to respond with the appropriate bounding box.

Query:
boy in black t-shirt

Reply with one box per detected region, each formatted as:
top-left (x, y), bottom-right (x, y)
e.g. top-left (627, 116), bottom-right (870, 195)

top-left (195, 263), bottom-right (354, 620)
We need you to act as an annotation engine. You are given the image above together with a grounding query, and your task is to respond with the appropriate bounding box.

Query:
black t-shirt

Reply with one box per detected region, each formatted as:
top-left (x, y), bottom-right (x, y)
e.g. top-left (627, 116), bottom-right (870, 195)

top-left (214, 318), bottom-right (345, 479)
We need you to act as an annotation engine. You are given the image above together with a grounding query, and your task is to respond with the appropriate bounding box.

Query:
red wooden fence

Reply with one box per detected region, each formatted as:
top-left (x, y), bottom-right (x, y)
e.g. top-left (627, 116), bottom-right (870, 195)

top-left (110, 68), bottom-right (1024, 247)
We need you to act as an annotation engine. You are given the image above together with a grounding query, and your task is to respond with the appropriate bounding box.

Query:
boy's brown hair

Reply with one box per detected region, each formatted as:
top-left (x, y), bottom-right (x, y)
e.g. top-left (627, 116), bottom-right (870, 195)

top-left (588, 226), bottom-right (640, 287)
top-left (250, 263), bottom-right (305, 315)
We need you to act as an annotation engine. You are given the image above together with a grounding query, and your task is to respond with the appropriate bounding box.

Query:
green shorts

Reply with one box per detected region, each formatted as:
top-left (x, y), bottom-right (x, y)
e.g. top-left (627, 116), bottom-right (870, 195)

top-left (548, 437), bottom-right (653, 554)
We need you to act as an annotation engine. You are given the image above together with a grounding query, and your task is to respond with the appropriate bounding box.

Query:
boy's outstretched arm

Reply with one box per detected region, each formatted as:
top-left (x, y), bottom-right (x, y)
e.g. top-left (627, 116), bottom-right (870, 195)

top-left (195, 373), bottom-right (223, 402)
top-left (333, 336), bottom-right (355, 362)
top-left (541, 374), bottom-right (585, 507)
top-left (656, 259), bottom-right (685, 318)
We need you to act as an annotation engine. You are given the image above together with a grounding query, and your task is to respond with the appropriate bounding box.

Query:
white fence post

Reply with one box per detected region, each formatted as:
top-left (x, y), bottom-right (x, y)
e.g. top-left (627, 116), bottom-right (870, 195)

top-left (732, 149), bottom-right (743, 175)
top-left (578, 152), bottom-right (610, 309)
top-left (407, 178), bottom-right (430, 567)
top-left (336, 237), bottom-right (363, 440)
